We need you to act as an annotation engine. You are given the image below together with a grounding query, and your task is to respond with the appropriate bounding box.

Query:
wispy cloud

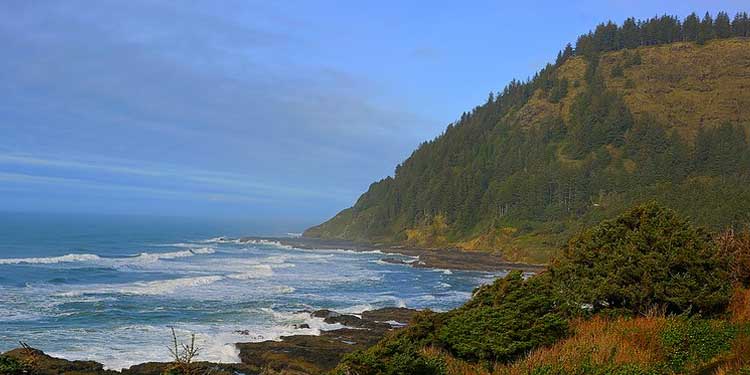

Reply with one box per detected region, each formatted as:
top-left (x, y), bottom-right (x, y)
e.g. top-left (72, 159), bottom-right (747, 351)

top-left (0, 171), bottom-right (268, 204)
top-left (0, 1), bottom-right (438, 218)
top-left (0, 153), bottom-right (355, 202)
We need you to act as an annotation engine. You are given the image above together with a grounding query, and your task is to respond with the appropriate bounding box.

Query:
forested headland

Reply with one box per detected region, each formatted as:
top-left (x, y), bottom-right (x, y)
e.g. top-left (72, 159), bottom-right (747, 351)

top-left (306, 11), bottom-right (750, 263)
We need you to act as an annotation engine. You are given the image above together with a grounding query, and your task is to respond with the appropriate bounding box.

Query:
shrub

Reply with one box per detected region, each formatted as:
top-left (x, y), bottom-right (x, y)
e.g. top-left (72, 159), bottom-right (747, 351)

top-left (611, 64), bottom-right (625, 77)
top-left (660, 317), bottom-right (737, 373)
top-left (334, 312), bottom-right (447, 375)
top-left (0, 355), bottom-right (27, 374)
top-left (716, 228), bottom-right (750, 287)
top-left (438, 272), bottom-right (568, 363)
top-left (550, 203), bottom-right (731, 316)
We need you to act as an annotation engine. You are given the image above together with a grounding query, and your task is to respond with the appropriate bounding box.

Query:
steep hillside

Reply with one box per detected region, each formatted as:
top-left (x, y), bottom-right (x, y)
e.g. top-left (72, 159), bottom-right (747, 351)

top-left (306, 14), bottom-right (750, 263)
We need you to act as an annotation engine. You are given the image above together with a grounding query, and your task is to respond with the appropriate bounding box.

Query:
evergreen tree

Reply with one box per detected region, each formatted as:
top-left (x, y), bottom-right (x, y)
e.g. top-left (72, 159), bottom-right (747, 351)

top-left (683, 12), bottom-right (700, 41)
top-left (621, 17), bottom-right (640, 48)
top-left (732, 12), bottom-right (750, 37)
top-left (715, 11), bottom-right (732, 38)
top-left (698, 12), bottom-right (716, 45)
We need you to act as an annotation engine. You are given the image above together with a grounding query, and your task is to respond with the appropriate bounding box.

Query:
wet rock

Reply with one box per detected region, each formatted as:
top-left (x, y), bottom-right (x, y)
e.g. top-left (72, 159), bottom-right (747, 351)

top-left (0, 347), bottom-right (259, 375)
top-left (235, 307), bottom-right (420, 374)
top-left (236, 328), bottom-right (383, 374)
top-left (311, 309), bottom-right (340, 319)
top-left (379, 257), bottom-right (411, 265)
top-left (361, 307), bottom-right (418, 324)
top-left (1, 347), bottom-right (113, 375)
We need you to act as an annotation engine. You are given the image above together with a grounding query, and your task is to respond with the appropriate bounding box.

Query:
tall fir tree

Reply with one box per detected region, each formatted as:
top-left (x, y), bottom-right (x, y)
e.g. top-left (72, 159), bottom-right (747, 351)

top-left (683, 12), bottom-right (700, 41)
top-left (698, 12), bottom-right (716, 44)
top-left (715, 11), bottom-right (732, 38)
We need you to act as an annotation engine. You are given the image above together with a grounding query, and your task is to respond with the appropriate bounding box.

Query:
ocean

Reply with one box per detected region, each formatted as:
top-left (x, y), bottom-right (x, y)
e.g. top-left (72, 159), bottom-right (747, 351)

top-left (0, 212), bottom-right (506, 370)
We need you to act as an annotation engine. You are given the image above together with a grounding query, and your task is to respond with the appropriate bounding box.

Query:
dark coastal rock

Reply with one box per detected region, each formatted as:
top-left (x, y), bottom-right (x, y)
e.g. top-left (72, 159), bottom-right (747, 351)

top-left (236, 328), bottom-right (381, 374)
top-left (310, 309), bottom-right (340, 319)
top-left (378, 257), bottom-right (412, 265)
top-left (361, 307), bottom-right (418, 324)
top-left (294, 323), bottom-right (311, 329)
top-left (1, 347), bottom-right (114, 375)
top-left (0, 347), bottom-right (259, 375)
top-left (123, 361), bottom-right (255, 375)
top-left (235, 307), bottom-right (419, 374)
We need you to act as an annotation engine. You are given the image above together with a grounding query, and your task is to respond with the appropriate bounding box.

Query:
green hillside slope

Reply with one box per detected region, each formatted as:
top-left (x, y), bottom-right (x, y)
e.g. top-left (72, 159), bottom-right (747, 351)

top-left (306, 13), bottom-right (750, 263)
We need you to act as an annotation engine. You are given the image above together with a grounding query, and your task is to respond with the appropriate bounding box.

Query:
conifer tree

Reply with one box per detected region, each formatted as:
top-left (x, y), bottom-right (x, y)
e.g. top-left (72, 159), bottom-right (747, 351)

top-left (715, 11), bottom-right (732, 38)
top-left (683, 12), bottom-right (700, 41)
top-left (698, 12), bottom-right (715, 44)
top-left (732, 12), bottom-right (750, 37)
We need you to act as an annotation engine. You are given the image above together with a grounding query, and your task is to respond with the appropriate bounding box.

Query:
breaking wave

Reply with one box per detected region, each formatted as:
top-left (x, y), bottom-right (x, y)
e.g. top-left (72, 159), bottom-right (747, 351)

top-left (0, 253), bottom-right (102, 265)
top-left (56, 275), bottom-right (225, 297)
top-left (0, 247), bottom-right (216, 267)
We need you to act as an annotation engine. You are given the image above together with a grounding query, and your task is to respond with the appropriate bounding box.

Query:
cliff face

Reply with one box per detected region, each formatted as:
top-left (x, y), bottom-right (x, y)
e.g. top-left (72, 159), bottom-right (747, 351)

top-left (306, 38), bottom-right (750, 263)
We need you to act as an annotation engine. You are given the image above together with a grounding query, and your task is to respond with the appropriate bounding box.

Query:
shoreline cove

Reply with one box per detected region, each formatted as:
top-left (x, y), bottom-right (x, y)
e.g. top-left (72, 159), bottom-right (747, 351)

top-left (0, 234), bottom-right (527, 371)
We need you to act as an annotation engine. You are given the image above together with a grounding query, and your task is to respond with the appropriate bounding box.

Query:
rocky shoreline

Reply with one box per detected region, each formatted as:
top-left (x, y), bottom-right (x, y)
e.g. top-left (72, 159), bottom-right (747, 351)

top-left (0, 238), bottom-right (544, 374)
top-left (0, 308), bottom-right (418, 375)
top-left (240, 236), bottom-right (547, 273)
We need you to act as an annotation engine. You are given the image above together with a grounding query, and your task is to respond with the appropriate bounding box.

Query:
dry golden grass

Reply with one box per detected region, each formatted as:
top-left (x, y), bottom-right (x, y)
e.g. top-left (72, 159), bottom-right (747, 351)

top-left (717, 228), bottom-right (750, 288)
top-left (600, 38), bottom-right (750, 140)
top-left (728, 288), bottom-right (750, 324)
top-left (493, 315), bottom-right (666, 375)
top-left (712, 289), bottom-right (750, 374)
top-left (421, 347), bottom-right (489, 375)
top-left (420, 314), bottom-right (670, 375)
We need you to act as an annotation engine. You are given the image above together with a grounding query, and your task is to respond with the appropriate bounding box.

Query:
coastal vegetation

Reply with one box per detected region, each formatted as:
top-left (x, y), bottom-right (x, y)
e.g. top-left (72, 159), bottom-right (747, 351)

top-left (306, 11), bottom-right (750, 264)
top-left (332, 204), bottom-right (750, 375)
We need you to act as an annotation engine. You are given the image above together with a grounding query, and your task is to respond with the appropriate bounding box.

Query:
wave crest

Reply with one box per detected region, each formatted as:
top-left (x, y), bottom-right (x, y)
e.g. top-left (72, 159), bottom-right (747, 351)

top-left (0, 253), bottom-right (101, 265)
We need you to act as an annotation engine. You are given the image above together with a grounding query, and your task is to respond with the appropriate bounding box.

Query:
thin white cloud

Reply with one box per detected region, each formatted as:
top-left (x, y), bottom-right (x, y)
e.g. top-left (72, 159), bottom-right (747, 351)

top-left (0, 171), bottom-right (269, 204)
top-left (0, 153), bottom-right (355, 201)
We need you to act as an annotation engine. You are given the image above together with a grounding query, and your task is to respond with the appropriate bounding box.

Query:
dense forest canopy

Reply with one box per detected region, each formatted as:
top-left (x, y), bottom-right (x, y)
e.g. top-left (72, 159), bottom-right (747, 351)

top-left (305, 11), bottom-right (750, 263)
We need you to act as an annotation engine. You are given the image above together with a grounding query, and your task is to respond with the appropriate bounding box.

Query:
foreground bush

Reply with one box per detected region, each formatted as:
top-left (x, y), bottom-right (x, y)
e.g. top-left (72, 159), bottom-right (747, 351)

top-left (333, 203), bottom-right (740, 374)
top-left (551, 203), bottom-right (731, 316)
top-left (716, 228), bottom-right (750, 288)
top-left (0, 355), bottom-right (27, 375)
top-left (438, 272), bottom-right (568, 362)
top-left (334, 272), bottom-right (567, 373)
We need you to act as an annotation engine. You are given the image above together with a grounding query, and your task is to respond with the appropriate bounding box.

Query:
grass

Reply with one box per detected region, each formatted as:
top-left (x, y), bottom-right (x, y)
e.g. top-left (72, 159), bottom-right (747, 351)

top-left (599, 38), bottom-right (750, 140)
top-left (494, 314), bottom-right (666, 374)
top-left (411, 292), bottom-right (750, 375)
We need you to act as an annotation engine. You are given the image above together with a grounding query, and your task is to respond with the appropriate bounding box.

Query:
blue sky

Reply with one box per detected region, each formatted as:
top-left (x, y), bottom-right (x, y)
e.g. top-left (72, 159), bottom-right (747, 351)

top-left (0, 1), bottom-right (746, 227)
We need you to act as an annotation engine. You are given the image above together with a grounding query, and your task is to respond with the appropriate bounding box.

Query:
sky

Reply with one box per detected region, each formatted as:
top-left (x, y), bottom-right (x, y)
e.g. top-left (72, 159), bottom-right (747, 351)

top-left (0, 0), bottom-right (746, 229)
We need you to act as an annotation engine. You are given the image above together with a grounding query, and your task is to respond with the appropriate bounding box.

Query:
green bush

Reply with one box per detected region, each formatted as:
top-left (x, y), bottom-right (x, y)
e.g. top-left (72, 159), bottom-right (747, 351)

top-left (0, 355), bottom-right (26, 375)
top-left (334, 312), bottom-right (447, 375)
top-left (334, 334), bottom-right (446, 375)
top-left (550, 203), bottom-right (731, 316)
top-left (660, 317), bottom-right (736, 373)
top-left (530, 363), bottom-right (657, 375)
top-left (438, 272), bottom-right (568, 362)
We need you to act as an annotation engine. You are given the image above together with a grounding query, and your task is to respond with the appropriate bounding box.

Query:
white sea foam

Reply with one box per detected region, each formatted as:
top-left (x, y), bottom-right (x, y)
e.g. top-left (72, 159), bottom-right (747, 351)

top-left (338, 304), bottom-right (374, 314)
top-left (0, 253), bottom-right (102, 265)
top-left (227, 265), bottom-right (274, 279)
top-left (275, 286), bottom-right (296, 294)
top-left (243, 239), bottom-right (294, 250)
top-left (130, 247), bottom-right (216, 262)
top-left (56, 275), bottom-right (225, 297)
top-left (0, 247), bottom-right (216, 267)
top-left (202, 236), bottom-right (234, 243)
